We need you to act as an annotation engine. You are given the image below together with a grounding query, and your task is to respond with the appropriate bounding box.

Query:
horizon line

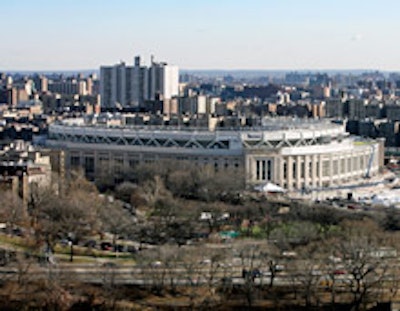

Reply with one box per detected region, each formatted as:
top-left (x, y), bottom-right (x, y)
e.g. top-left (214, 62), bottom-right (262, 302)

top-left (2, 68), bottom-right (400, 74)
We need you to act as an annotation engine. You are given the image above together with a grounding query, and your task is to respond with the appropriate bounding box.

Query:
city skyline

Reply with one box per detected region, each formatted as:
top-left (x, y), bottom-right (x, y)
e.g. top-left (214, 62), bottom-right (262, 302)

top-left (2, 0), bottom-right (400, 71)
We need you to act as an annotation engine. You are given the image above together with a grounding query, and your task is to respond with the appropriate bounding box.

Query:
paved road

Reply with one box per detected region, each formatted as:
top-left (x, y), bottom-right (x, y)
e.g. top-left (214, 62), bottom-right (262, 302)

top-left (0, 262), bottom-right (395, 289)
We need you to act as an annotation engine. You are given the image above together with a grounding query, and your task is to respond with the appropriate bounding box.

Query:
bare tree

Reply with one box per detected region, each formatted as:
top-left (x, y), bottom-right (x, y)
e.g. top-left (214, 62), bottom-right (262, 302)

top-left (0, 190), bottom-right (28, 234)
top-left (137, 247), bottom-right (176, 296)
top-left (290, 244), bottom-right (325, 310)
top-left (99, 199), bottom-right (134, 255)
top-left (335, 219), bottom-right (391, 311)
top-left (236, 244), bottom-right (264, 310)
top-left (199, 249), bottom-right (226, 294)
top-left (168, 163), bottom-right (245, 202)
top-left (137, 175), bottom-right (172, 209)
top-left (100, 261), bottom-right (119, 310)
top-left (114, 181), bottom-right (137, 203)
top-left (32, 173), bottom-right (101, 261)
top-left (180, 250), bottom-right (205, 310)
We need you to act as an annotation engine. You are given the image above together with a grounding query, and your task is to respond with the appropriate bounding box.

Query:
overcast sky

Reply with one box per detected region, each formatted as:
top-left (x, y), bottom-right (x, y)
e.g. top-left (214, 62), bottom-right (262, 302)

top-left (1, 0), bottom-right (400, 71)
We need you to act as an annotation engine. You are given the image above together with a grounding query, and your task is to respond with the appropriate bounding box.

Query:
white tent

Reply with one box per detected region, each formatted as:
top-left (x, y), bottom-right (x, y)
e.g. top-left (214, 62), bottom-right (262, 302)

top-left (254, 182), bottom-right (286, 193)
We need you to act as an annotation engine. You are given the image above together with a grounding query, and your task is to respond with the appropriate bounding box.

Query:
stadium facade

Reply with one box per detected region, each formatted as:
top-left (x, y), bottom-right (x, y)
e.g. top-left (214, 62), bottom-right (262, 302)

top-left (46, 118), bottom-right (384, 191)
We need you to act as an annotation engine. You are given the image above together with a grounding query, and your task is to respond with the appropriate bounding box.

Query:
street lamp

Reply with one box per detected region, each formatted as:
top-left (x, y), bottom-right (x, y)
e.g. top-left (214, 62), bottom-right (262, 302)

top-left (67, 232), bottom-right (75, 262)
top-left (68, 240), bottom-right (73, 262)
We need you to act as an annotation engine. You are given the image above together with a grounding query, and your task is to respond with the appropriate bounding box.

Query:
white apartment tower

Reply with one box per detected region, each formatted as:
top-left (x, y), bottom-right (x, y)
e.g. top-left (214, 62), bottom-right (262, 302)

top-left (162, 63), bottom-right (179, 101)
top-left (100, 55), bottom-right (179, 108)
top-left (148, 56), bottom-right (179, 101)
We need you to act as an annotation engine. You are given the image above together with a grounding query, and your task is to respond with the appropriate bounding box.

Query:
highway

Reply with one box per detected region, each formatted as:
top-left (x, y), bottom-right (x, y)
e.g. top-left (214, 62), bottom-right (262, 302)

top-left (0, 263), bottom-right (294, 286)
top-left (0, 262), bottom-right (394, 289)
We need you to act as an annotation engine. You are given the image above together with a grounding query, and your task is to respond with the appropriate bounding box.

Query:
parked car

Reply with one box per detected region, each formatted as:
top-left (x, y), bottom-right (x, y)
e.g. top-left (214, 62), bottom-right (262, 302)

top-left (100, 242), bottom-right (113, 251)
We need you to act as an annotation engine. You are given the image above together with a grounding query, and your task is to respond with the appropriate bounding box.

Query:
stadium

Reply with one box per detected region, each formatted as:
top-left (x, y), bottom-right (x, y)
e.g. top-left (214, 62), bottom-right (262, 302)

top-left (46, 117), bottom-right (384, 191)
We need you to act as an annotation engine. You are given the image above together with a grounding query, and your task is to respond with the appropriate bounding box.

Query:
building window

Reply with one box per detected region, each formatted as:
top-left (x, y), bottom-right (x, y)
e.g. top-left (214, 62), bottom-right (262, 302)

top-left (71, 156), bottom-right (80, 167)
top-left (262, 160), bottom-right (266, 180)
top-left (255, 159), bottom-right (271, 181)
top-left (283, 161), bottom-right (287, 179)
top-left (84, 157), bottom-right (94, 174)
top-left (115, 158), bottom-right (124, 166)
top-left (341, 158), bottom-right (345, 174)
top-left (292, 162), bottom-right (297, 179)
top-left (353, 157), bottom-right (358, 171)
top-left (116, 158), bottom-right (123, 163)
top-left (323, 160), bottom-right (330, 177)
top-left (114, 157), bottom-right (124, 174)
top-left (333, 160), bottom-right (338, 175)
top-left (129, 159), bottom-right (139, 168)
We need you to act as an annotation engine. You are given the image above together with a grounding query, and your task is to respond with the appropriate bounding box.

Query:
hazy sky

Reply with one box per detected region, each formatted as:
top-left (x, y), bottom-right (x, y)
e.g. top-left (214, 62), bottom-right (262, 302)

top-left (2, 0), bottom-right (400, 71)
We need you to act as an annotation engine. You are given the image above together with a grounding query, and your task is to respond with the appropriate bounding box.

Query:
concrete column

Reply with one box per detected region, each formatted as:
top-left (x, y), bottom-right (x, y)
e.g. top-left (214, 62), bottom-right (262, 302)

top-left (304, 155), bottom-right (310, 188)
top-left (108, 151), bottom-right (113, 174)
top-left (123, 151), bottom-right (129, 172)
top-left (93, 150), bottom-right (99, 177)
top-left (312, 155), bottom-right (317, 188)
top-left (318, 154), bottom-right (323, 187)
top-left (296, 155), bottom-right (302, 189)
top-left (79, 151), bottom-right (84, 167)
top-left (329, 153), bottom-right (333, 186)
top-left (247, 155), bottom-right (253, 183)
top-left (348, 155), bottom-right (352, 178)
top-left (287, 156), bottom-right (293, 190)
top-left (278, 157), bottom-right (284, 187)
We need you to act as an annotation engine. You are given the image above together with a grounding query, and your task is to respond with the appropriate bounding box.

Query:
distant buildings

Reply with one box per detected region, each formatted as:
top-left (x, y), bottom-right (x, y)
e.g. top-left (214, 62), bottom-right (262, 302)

top-left (0, 141), bottom-right (52, 204)
top-left (100, 55), bottom-right (179, 109)
top-left (47, 79), bottom-right (87, 96)
top-left (3, 67), bottom-right (400, 192)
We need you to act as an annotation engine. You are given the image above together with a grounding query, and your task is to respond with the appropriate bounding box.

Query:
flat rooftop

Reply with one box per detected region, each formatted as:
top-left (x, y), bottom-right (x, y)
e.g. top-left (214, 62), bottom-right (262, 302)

top-left (57, 116), bottom-right (342, 132)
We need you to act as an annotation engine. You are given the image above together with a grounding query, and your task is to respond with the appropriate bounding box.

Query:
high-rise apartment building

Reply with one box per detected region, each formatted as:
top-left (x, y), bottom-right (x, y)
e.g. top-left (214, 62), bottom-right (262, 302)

top-left (100, 62), bottom-right (129, 108)
top-left (131, 56), bottom-right (148, 107)
top-left (160, 62), bottom-right (179, 101)
top-left (100, 55), bottom-right (179, 108)
top-left (48, 79), bottom-right (87, 95)
top-left (32, 75), bottom-right (48, 93)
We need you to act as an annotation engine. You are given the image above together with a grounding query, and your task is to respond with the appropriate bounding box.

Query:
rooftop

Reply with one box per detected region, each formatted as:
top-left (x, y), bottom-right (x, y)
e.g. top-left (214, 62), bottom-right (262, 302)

top-left (56, 116), bottom-right (342, 133)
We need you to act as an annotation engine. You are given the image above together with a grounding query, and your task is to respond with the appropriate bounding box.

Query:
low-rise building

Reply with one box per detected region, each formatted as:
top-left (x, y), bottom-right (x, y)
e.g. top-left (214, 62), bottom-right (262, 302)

top-left (0, 141), bottom-right (52, 204)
